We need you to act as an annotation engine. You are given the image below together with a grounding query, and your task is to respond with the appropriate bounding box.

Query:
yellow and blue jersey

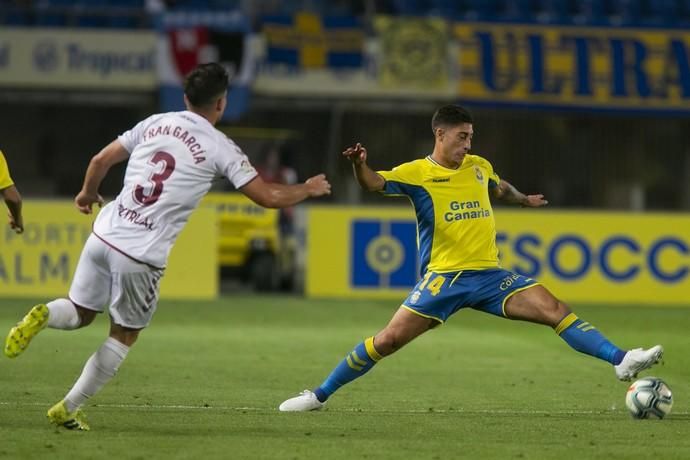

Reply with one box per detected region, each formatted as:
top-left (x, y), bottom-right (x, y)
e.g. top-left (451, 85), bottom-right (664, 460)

top-left (378, 154), bottom-right (501, 275)
top-left (0, 150), bottom-right (14, 190)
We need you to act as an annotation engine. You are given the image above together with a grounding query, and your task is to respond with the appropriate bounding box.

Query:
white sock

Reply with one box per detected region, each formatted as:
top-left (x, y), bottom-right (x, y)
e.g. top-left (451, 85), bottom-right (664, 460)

top-left (64, 337), bottom-right (130, 412)
top-left (46, 298), bottom-right (81, 330)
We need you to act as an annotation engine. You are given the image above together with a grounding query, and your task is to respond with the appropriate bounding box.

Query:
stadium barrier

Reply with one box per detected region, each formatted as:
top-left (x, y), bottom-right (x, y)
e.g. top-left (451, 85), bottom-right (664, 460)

top-left (0, 200), bottom-right (217, 299)
top-left (306, 206), bottom-right (690, 305)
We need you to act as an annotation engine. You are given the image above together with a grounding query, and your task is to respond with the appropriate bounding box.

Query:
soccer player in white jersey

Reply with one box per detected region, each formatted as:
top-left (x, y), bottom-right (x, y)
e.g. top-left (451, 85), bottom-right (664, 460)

top-left (3, 63), bottom-right (331, 431)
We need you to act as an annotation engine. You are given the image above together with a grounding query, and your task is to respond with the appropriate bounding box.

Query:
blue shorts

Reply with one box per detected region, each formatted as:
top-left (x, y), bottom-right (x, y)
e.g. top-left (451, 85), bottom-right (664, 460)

top-left (401, 268), bottom-right (540, 323)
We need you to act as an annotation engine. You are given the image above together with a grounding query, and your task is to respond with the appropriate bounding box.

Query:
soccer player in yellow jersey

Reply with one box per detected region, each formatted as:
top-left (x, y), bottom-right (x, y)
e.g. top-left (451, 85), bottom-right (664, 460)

top-left (0, 150), bottom-right (23, 234)
top-left (280, 104), bottom-right (664, 411)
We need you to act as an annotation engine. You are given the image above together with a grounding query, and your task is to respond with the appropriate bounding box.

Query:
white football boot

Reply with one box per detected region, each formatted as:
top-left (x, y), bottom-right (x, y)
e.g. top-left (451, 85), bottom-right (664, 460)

top-left (614, 345), bottom-right (664, 381)
top-left (278, 390), bottom-right (325, 412)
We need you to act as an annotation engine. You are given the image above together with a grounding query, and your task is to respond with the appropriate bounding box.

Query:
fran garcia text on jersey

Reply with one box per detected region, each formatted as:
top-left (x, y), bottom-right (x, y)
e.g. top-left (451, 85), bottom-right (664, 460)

top-left (444, 200), bottom-right (491, 222)
top-left (142, 124), bottom-right (206, 164)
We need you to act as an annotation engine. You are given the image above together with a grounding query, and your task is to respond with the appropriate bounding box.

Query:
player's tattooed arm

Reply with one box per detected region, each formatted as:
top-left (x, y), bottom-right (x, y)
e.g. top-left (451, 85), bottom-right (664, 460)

top-left (491, 179), bottom-right (548, 208)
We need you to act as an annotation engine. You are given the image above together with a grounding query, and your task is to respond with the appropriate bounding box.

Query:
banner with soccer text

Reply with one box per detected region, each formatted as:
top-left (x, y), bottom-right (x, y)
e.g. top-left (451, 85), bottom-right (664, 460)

top-left (306, 206), bottom-right (690, 305)
top-left (156, 11), bottom-right (255, 120)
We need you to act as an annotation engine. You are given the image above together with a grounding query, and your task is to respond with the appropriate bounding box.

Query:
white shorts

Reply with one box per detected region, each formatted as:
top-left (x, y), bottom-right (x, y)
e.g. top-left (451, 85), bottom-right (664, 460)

top-left (69, 234), bottom-right (164, 329)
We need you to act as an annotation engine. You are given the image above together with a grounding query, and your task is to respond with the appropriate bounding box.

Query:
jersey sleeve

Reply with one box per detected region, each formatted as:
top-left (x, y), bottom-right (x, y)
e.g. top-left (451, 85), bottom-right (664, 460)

top-left (217, 137), bottom-right (259, 189)
top-left (117, 119), bottom-right (148, 153)
top-left (0, 151), bottom-right (14, 190)
top-left (472, 155), bottom-right (500, 188)
top-left (377, 161), bottom-right (422, 196)
top-left (117, 114), bottom-right (164, 154)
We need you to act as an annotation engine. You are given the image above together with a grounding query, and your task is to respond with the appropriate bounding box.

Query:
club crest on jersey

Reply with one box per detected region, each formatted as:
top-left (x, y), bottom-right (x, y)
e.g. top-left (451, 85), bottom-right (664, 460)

top-left (474, 166), bottom-right (484, 184)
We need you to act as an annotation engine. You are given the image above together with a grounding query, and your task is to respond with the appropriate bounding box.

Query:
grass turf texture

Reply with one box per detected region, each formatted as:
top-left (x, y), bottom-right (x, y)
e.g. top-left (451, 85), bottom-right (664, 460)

top-left (1, 296), bottom-right (688, 459)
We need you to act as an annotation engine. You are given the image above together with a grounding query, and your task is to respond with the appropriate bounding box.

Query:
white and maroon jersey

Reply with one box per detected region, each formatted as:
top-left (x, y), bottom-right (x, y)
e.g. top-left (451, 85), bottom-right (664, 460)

top-left (93, 110), bottom-right (257, 268)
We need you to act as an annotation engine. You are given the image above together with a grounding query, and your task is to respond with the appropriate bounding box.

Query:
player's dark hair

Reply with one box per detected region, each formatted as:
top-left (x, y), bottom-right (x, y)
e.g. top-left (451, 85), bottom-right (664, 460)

top-left (183, 63), bottom-right (229, 108)
top-left (431, 105), bottom-right (474, 133)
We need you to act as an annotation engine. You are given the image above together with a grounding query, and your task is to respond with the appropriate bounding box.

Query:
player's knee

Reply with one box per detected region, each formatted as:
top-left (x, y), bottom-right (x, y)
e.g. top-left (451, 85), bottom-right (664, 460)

top-left (75, 307), bottom-right (97, 328)
top-left (543, 299), bottom-right (569, 326)
top-left (109, 323), bottom-right (141, 347)
top-left (374, 330), bottom-right (408, 356)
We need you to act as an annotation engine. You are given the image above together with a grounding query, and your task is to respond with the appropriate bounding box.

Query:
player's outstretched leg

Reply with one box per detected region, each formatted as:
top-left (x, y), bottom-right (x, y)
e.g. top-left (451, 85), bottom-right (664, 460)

top-left (47, 400), bottom-right (90, 431)
top-left (505, 286), bottom-right (663, 381)
top-left (4, 304), bottom-right (49, 358)
top-left (280, 307), bottom-right (434, 412)
top-left (554, 312), bottom-right (664, 380)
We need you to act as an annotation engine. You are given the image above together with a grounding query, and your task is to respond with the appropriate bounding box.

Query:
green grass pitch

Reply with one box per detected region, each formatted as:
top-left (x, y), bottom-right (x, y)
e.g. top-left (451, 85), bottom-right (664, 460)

top-left (1, 296), bottom-right (688, 459)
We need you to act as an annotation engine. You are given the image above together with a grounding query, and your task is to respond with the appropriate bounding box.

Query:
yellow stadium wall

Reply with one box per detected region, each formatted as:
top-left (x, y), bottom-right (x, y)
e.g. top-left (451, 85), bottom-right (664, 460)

top-left (306, 206), bottom-right (690, 305)
top-left (0, 200), bottom-right (217, 299)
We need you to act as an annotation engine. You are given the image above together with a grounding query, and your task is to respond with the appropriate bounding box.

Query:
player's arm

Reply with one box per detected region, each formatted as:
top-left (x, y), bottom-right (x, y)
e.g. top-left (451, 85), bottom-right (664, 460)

top-left (2, 184), bottom-right (23, 233)
top-left (75, 140), bottom-right (130, 214)
top-left (240, 173), bottom-right (331, 209)
top-left (343, 143), bottom-right (385, 192)
top-left (491, 179), bottom-right (548, 208)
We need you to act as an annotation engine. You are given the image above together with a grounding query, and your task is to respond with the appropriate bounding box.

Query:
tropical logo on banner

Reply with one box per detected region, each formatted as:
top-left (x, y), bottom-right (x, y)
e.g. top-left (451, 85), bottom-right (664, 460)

top-left (375, 16), bottom-right (449, 89)
top-left (157, 12), bottom-right (255, 120)
top-left (262, 12), bottom-right (364, 70)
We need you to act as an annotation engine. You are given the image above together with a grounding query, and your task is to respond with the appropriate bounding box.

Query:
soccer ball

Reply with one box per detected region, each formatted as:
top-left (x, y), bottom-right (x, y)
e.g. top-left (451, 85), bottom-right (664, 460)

top-left (625, 377), bottom-right (673, 419)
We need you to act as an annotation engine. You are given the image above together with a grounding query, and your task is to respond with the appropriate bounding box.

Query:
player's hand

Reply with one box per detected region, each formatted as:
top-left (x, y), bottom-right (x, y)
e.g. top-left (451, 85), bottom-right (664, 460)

top-left (305, 174), bottom-right (331, 197)
top-left (75, 190), bottom-right (104, 214)
top-left (522, 194), bottom-right (548, 208)
top-left (342, 143), bottom-right (367, 165)
top-left (8, 211), bottom-right (23, 234)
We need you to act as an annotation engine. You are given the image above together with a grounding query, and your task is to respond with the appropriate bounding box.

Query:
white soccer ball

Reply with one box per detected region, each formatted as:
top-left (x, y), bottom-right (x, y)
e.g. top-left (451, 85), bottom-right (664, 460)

top-left (625, 377), bottom-right (673, 419)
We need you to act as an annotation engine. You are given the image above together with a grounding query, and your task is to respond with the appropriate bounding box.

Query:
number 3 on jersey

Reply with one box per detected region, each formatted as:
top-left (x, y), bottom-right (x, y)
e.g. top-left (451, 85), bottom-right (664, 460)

top-left (134, 151), bottom-right (176, 206)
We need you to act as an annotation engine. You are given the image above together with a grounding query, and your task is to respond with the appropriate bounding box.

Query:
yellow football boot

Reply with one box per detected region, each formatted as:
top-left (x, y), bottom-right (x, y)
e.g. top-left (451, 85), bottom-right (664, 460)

top-left (4, 304), bottom-right (49, 358)
top-left (47, 400), bottom-right (90, 431)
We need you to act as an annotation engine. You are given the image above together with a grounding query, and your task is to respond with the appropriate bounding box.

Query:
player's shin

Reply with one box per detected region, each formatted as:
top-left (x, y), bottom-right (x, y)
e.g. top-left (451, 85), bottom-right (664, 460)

top-left (46, 298), bottom-right (81, 330)
top-left (63, 337), bottom-right (129, 411)
top-left (554, 313), bottom-right (626, 365)
top-left (314, 337), bottom-right (382, 402)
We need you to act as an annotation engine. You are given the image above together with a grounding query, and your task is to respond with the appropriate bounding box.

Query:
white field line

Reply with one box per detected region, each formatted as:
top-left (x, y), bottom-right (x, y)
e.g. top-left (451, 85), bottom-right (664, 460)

top-left (0, 401), bottom-right (688, 416)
